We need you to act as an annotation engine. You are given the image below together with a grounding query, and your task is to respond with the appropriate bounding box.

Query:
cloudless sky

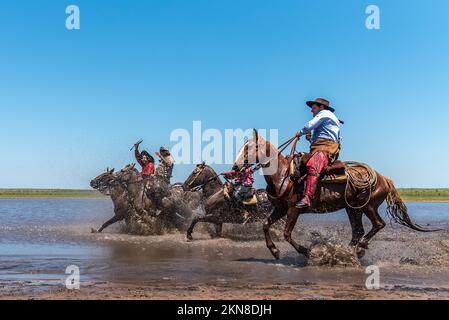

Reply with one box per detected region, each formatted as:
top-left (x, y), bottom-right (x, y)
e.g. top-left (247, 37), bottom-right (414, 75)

top-left (0, 0), bottom-right (448, 189)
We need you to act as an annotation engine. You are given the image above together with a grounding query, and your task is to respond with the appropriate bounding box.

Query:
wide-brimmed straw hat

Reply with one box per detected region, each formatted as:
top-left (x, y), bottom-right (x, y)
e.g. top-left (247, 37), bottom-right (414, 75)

top-left (306, 98), bottom-right (335, 113)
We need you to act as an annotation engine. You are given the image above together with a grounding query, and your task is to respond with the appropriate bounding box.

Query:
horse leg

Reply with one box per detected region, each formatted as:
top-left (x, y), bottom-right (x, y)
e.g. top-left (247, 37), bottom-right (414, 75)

top-left (284, 207), bottom-right (309, 257)
top-left (358, 204), bottom-right (386, 249)
top-left (186, 214), bottom-right (219, 241)
top-left (346, 208), bottom-right (366, 258)
top-left (213, 223), bottom-right (223, 238)
top-left (95, 215), bottom-right (123, 233)
top-left (263, 208), bottom-right (287, 260)
top-left (346, 208), bottom-right (365, 246)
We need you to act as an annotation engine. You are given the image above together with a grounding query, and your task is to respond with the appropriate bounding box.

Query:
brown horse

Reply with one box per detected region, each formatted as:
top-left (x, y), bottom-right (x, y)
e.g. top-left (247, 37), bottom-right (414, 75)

top-left (234, 129), bottom-right (439, 260)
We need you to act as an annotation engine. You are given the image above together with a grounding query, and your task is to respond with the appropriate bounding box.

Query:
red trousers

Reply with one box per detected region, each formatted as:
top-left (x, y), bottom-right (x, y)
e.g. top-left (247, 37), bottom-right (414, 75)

top-left (304, 151), bottom-right (328, 199)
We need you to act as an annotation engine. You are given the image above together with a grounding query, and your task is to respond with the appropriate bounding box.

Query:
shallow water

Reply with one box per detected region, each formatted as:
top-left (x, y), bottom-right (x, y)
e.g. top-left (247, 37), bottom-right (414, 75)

top-left (1, 199), bottom-right (449, 296)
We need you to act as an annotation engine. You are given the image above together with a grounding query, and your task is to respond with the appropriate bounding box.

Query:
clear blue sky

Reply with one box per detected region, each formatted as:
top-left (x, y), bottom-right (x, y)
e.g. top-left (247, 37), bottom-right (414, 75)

top-left (1, 0), bottom-right (448, 189)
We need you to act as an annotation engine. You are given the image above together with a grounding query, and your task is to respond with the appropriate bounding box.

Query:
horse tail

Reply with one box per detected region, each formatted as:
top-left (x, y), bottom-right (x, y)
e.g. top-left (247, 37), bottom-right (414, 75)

top-left (384, 177), bottom-right (441, 232)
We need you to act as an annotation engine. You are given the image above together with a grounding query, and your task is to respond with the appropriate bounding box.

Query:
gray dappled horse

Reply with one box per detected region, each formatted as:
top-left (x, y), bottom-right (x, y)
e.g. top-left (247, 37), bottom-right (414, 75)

top-left (90, 165), bottom-right (199, 233)
top-left (90, 168), bottom-right (138, 233)
top-left (115, 164), bottom-right (201, 231)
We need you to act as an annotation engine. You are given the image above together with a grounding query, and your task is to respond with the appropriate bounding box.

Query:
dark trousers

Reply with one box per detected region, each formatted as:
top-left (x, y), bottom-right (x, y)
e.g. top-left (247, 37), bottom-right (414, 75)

top-left (232, 184), bottom-right (253, 202)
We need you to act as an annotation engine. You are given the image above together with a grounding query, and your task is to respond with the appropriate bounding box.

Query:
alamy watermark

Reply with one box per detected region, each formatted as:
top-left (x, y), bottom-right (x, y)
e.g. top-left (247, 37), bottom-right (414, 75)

top-left (64, 5), bottom-right (379, 31)
top-left (66, 5), bottom-right (80, 30)
top-left (365, 265), bottom-right (380, 290)
top-left (65, 265), bottom-right (80, 290)
top-left (365, 5), bottom-right (381, 30)
top-left (170, 121), bottom-right (279, 173)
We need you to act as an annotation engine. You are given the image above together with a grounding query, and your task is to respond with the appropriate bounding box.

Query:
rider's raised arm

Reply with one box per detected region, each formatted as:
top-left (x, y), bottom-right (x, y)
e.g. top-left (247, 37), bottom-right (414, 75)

top-left (299, 112), bottom-right (327, 135)
top-left (134, 145), bottom-right (144, 167)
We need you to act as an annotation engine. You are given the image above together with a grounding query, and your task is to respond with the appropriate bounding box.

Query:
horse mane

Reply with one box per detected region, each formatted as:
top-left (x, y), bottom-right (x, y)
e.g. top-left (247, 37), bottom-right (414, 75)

top-left (259, 139), bottom-right (288, 171)
top-left (203, 164), bottom-right (223, 186)
top-left (264, 140), bottom-right (285, 161)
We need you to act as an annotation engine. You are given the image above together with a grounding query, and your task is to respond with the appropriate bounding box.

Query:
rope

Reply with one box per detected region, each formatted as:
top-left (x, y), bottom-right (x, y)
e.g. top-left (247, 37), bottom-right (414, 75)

top-left (343, 161), bottom-right (378, 209)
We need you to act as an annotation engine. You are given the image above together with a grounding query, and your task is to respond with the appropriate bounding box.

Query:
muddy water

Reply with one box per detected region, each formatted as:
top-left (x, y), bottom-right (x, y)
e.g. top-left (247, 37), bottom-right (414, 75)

top-left (1, 199), bottom-right (449, 297)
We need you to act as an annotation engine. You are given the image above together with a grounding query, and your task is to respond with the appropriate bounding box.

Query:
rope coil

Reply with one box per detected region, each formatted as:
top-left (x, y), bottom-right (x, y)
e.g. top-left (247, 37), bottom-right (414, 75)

top-left (343, 161), bottom-right (377, 209)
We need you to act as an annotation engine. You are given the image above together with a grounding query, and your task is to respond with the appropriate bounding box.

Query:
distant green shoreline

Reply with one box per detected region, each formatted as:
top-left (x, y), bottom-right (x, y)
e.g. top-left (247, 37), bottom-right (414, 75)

top-left (0, 189), bottom-right (105, 199)
top-left (0, 188), bottom-right (449, 202)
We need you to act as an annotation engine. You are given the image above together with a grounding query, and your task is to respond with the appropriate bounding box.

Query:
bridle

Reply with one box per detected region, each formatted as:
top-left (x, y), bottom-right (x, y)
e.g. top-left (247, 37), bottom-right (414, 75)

top-left (241, 135), bottom-right (301, 200)
top-left (93, 172), bottom-right (118, 195)
top-left (187, 165), bottom-right (207, 189)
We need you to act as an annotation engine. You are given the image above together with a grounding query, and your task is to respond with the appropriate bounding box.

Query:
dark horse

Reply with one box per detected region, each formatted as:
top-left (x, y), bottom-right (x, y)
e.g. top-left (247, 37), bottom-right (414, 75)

top-left (183, 163), bottom-right (274, 240)
top-left (234, 129), bottom-right (439, 260)
top-left (115, 163), bottom-right (200, 231)
top-left (89, 167), bottom-right (138, 232)
top-left (90, 164), bottom-right (198, 233)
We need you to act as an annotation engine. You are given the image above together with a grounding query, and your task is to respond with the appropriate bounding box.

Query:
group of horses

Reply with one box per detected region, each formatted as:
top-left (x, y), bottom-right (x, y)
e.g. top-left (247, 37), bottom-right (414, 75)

top-left (90, 130), bottom-right (438, 260)
top-left (90, 161), bottom-right (274, 238)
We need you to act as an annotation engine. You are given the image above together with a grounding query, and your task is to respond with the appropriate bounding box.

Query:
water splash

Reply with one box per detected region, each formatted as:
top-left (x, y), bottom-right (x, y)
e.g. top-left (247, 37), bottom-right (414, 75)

top-left (306, 231), bottom-right (361, 267)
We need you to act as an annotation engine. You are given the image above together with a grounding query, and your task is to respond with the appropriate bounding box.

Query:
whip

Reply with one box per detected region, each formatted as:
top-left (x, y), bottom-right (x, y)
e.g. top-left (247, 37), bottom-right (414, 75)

top-left (130, 139), bottom-right (143, 151)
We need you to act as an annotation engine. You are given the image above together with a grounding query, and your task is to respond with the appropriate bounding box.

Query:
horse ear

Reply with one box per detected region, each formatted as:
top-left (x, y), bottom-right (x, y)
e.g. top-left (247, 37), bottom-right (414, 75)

top-left (131, 163), bottom-right (136, 169)
top-left (252, 129), bottom-right (259, 142)
top-left (110, 168), bottom-right (115, 174)
top-left (106, 167), bottom-right (109, 172)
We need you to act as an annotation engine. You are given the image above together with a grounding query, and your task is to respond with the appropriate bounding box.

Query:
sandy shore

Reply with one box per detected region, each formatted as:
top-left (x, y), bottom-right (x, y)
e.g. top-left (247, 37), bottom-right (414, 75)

top-left (3, 281), bottom-right (449, 300)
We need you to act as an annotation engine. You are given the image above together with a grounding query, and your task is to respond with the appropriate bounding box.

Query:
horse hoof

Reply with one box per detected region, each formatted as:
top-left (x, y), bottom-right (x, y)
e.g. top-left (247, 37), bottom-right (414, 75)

top-left (271, 248), bottom-right (280, 260)
top-left (352, 245), bottom-right (366, 259)
top-left (359, 242), bottom-right (369, 250)
top-left (357, 249), bottom-right (366, 259)
top-left (186, 235), bottom-right (193, 242)
top-left (91, 228), bottom-right (98, 234)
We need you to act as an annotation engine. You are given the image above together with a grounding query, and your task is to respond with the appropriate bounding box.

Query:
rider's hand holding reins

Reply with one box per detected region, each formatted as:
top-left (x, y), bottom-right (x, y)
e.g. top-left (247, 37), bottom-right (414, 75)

top-left (305, 132), bottom-right (312, 142)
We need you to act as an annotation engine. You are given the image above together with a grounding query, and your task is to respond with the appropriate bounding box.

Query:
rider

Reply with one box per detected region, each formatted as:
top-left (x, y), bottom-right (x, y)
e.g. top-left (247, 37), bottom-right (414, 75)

top-left (223, 160), bottom-right (256, 219)
top-left (155, 146), bottom-right (175, 184)
top-left (295, 98), bottom-right (342, 209)
top-left (134, 142), bottom-right (155, 178)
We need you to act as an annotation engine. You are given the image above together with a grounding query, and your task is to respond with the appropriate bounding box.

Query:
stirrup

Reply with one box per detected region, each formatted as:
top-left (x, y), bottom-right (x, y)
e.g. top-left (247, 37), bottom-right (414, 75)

top-left (295, 197), bottom-right (311, 209)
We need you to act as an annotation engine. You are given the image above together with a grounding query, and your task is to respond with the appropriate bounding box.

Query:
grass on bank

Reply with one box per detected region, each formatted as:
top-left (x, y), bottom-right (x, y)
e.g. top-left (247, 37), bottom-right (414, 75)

top-left (0, 189), bottom-right (105, 199)
top-left (0, 188), bottom-right (448, 201)
top-left (398, 188), bottom-right (449, 202)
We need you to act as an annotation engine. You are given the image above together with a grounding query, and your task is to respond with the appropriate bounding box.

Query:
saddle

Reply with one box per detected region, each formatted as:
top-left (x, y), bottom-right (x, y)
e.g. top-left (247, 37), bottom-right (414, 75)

top-left (291, 153), bottom-right (348, 183)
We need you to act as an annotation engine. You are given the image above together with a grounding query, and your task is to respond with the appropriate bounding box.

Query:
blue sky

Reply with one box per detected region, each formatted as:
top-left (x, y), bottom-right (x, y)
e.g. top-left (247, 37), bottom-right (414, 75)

top-left (0, 0), bottom-right (448, 189)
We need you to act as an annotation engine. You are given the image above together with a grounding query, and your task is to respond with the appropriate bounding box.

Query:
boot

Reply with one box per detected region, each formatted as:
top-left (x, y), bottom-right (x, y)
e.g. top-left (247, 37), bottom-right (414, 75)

top-left (295, 175), bottom-right (319, 209)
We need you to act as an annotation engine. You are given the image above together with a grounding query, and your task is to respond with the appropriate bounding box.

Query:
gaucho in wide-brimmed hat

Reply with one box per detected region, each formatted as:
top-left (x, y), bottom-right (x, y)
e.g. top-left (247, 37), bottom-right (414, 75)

top-left (306, 98), bottom-right (335, 113)
top-left (294, 97), bottom-right (343, 209)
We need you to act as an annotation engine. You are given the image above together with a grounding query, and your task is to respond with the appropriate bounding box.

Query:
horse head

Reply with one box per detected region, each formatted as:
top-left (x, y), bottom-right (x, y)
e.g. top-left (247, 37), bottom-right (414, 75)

top-left (183, 162), bottom-right (221, 191)
top-left (115, 163), bottom-right (140, 186)
top-left (234, 129), bottom-right (280, 175)
top-left (90, 168), bottom-right (116, 194)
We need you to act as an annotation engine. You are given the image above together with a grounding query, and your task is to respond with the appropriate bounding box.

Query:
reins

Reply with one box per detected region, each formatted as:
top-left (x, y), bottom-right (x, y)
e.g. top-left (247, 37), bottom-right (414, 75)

top-left (252, 135), bottom-right (300, 200)
top-left (191, 174), bottom-right (222, 192)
